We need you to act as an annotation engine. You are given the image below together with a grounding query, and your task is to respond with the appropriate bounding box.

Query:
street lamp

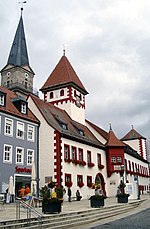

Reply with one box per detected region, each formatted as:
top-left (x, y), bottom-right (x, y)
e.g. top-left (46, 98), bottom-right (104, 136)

top-left (120, 165), bottom-right (124, 183)
top-left (136, 168), bottom-right (140, 200)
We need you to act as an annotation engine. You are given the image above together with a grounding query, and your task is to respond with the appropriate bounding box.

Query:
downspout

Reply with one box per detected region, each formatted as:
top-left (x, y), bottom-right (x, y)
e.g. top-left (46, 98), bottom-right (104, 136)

top-left (36, 125), bottom-right (40, 197)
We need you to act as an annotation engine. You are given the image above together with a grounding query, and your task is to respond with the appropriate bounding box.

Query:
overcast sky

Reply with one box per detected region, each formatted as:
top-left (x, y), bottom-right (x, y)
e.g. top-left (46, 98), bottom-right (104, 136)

top-left (1, 0), bottom-right (150, 146)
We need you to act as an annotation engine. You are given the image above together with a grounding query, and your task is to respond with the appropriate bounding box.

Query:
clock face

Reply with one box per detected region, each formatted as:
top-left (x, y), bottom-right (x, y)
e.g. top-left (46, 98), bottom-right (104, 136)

top-left (76, 95), bottom-right (81, 108)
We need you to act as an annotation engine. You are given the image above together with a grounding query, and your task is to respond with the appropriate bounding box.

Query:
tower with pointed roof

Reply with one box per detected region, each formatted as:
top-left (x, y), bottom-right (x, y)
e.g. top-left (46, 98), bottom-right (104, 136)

top-left (0, 8), bottom-right (35, 98)
top-left (40, 53), bottom-right (88, 124)
top-left (105, 125), bottom-right (125, 177)
top-left (121, 127), bottom-right (148, 160)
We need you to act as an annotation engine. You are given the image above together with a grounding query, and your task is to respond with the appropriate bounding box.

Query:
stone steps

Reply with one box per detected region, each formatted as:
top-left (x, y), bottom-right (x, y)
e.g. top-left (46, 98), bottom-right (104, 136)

top-left (0, 201), bottom-right (142, 228)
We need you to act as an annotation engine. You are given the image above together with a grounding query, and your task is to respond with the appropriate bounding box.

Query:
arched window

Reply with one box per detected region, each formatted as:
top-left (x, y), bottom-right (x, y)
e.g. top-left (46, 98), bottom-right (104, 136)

top-left (50, 92), bottom-right (53, 99)
top-left (60, 89), bottom-right (64, 96)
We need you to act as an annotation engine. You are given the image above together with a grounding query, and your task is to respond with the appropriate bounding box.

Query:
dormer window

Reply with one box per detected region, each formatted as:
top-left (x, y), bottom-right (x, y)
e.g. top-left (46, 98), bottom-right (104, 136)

top-left (21, 102), bottom-right (27, 114)
top-left (55, 115), bottom-right (68, 130)
top-left (0, 93), bottom-right (5, 106)
top-left (50, 92), bottom-right (53, 99)
top-left (60, 89), bottom-right (64, 96)
top-left (78, 129), bottom-right (84, 136)
top-left (61, 123), bottom-right (67, 130)
top-left (72, 122), bottom-right (84, 136)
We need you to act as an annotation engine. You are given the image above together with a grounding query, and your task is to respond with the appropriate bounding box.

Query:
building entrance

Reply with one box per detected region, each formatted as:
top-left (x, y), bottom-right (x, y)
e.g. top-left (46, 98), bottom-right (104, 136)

top-left (15, 175), bottom-right (31, 197)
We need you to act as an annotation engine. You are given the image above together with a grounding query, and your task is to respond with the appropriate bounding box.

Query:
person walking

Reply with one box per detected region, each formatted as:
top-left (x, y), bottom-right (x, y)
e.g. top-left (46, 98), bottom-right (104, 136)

top-left (68, 187), bottom-right (72, 202)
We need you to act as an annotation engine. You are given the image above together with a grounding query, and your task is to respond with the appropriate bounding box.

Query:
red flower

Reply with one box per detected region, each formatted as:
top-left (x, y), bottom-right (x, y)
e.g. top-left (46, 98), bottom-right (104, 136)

top-left (72, 159), bottom-right (79, 165)
top-left (88, 162), bottom-right (95, 167)
top-left (78, 182), bottom-right (84, 188)
top-left (66, 181), bottom-right (73, 187)
top-left (64, 158), bottom-right (72, 163)
top-left (79, 161), bottom-right (86, 166)
top-left (98, 164), bottom-right (105, 169)
top-left (87, 182), bottom-right (93, 188)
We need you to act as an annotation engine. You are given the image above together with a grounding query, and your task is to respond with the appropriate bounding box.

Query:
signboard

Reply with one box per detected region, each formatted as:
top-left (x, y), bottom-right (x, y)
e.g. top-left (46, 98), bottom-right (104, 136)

top-left (114, 165), bottom-right (122, 170)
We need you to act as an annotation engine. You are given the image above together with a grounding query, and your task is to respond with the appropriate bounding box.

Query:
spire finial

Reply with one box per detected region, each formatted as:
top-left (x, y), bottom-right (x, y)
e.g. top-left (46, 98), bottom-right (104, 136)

top-left (63, 44), bottom-right (66, 56)
top-left (19, 1), bottom-right (27, 14)
top-left (109, 122), bottom-right (112, 131)
top-left (131, 125), bottom-right (134, 129)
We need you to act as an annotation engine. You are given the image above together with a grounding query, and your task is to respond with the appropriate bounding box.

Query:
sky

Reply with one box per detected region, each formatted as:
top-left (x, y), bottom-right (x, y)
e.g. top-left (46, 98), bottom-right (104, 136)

top-left (1, 0), bottom-right (150, 148)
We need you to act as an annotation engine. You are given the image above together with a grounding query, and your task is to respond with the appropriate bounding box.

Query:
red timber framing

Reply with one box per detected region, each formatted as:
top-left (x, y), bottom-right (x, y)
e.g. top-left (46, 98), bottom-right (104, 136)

top-left (54, 130), bottom-right (62, 186)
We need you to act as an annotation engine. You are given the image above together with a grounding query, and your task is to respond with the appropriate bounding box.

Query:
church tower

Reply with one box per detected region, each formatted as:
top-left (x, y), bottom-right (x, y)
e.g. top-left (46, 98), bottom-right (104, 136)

top-left (40, 52), bottom-right (88, 124)
top-left (0, 8), bottom-right (35, 98)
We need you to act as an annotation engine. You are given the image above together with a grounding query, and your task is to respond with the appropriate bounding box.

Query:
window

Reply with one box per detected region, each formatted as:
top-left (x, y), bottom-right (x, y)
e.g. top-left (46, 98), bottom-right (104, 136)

top-left (16, 147), bottom-right (24, 164)
top-left (78, 129), bottom-right (84, 136)
top-left (65, 173), bottom-right (72, 187)
top-left (55, 117), bottom-right (68, 130)
top-left (111, 156), bottom-right (116, 163)
top-left (97, 153), bottom-right (102, 165)
top-left (60, 89), bottom-right (64, 96)
top-left (50, 92), bottom-right (53, 99)
top-left (16, 122), bottom-right (24, 139)
top-left (117, 157), bottom-right (122, 163)
top-left (71, 146), bottom-right (77, 160)
top-left (87, 176), bottom-right (92, 187)
top-left (77, 175), bottom-right (84, 187)
top-left (78, 148), bottom-right (83, 161)
top-left (87, 151), bottom-right (91, 163)
top-left (27, 149), bottom-right (34, 165)
top-left (3, 144), bottom-right (12, 163)
top-left (21, 102), bottom-right (26, 114)
top-left (27, 125), bottom-right (34, 141)
top-left (64, 144), bottom-right (70, 160)
top-left (0, 93), bottom-right (5, 106)
top-left (61, 123), bottom-right (67, 130)
top-left (5, 118), bottom-right (13, 136)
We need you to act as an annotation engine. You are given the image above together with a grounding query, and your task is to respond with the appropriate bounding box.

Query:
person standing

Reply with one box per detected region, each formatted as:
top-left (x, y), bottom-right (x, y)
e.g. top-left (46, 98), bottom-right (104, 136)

top-left (19, 186), bottom-right (26, 198)
top-left (68, 187), bottom-right (72, 202)
top-left (25, 185), bottom-right (30, 195)
top-left (76, 190), bottom-right (82, 201)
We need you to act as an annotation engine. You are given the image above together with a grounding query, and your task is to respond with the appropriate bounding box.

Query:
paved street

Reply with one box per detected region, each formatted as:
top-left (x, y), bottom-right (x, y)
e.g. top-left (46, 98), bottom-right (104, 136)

top-left (73, 194), bottom-right (150, 229)
top-left (91, 208), bottom-right (150, 229)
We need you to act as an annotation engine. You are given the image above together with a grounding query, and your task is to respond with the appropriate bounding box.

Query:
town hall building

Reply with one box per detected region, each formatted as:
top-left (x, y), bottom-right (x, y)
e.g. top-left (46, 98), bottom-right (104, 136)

top-left (0, 9), bottom-right (149, 199)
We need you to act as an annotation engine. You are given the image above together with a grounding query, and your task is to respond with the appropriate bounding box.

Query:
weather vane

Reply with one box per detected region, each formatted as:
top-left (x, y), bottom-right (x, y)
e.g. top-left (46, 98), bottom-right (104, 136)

top-left (63, 44), bottom-right (66, 56)
top-left (19, 1), bottom-right (27, 13)
top-left (63, 43), bottom-right (68, 56)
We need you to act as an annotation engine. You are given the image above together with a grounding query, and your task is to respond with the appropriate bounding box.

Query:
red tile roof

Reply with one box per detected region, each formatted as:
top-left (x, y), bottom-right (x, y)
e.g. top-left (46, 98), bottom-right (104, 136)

top-left (0, 86), bottom-right (39, 123)
top-left (30, 94), bottom-right (104, 148)
top-left (121, 128), bottom-right (145, 140)
top-left (106, 129), bottom-right (125, 147)
top-left (40, 55), bottom-right (88, 94)
top-left (86, 119), bottom-right (108, 140)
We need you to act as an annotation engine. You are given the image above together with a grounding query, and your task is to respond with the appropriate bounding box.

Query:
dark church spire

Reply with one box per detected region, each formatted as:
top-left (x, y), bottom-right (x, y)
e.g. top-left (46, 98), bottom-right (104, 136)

top-left (7, 14), bottom-right (29, 67)
top-left (0, 5), bottom-right (36, 98)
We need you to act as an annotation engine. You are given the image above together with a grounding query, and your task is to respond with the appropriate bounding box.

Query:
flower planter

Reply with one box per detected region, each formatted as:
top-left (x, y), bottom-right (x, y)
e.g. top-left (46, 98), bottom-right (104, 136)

top-left (90, 198), bottom-right (105, 207)
top-left (42, 201), bottom-right (61, 213)
top-left (117, 195), bottom-right (129, 203)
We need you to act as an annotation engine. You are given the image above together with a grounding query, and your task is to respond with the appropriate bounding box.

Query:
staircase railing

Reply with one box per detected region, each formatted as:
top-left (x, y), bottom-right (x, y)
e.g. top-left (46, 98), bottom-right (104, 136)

top-left (16, 198), bottom-right (43, 226)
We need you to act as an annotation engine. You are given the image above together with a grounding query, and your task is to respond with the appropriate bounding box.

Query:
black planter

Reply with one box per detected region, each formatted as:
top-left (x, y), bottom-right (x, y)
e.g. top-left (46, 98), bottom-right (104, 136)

top-left (90, 198), bottom-right (104, 207)
top-left (117, 195), bottom-right (129, 203)
top-left (42, 201), bottom-right (61, 213)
